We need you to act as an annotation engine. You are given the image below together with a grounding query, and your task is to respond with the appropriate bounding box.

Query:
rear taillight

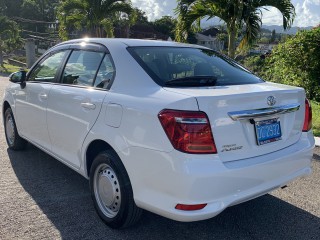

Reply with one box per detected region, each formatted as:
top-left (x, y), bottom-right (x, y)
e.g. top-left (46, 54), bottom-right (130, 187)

top-left (158, 109), bottom-right (217, 154)
top-left (303, 98), bottom-right (312, 132)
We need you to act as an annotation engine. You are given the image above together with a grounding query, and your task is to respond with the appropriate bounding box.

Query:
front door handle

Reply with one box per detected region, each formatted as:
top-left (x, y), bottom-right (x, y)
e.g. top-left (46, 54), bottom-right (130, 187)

top-left (81, 102), bottom-right (96, 110)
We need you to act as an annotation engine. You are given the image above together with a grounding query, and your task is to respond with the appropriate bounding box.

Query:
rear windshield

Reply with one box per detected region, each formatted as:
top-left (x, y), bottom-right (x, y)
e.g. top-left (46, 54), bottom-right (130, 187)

top-left (128, 47), bottom-right (263, 87)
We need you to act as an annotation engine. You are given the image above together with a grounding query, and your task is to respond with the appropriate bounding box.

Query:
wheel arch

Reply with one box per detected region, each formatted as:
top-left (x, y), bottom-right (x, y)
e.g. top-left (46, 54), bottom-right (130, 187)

top-left (2, 101), bottom-right (11, 118)
top-left (85, 139), bottom-right (120, 178)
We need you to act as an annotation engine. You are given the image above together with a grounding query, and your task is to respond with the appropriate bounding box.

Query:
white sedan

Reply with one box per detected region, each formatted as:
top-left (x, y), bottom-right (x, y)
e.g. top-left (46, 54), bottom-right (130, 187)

top-left (2, 38), bottom-right (314, 228)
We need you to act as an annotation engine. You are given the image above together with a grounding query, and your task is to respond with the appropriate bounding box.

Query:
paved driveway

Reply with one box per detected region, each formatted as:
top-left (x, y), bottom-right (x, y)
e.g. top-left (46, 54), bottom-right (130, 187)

top-left (0, 76), bottom-right (319, 239)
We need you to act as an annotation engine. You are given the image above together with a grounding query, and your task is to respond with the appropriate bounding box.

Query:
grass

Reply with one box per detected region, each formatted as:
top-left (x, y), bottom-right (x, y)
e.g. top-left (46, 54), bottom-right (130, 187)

top-left (0, 63), bottom-right (22, 75)
top-left (311, 100), bottom-right (320, 137)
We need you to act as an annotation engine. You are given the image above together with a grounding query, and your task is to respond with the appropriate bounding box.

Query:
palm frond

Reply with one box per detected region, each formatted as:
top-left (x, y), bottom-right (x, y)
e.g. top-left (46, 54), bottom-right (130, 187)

top-left (239, 9), bottom-right (262, 50)
top-left (105, 2), bottom-right (132, 15)
top-left (58, 0), bottom-right (87, 14)
top-left (254, 0), bottom-right (295, 29)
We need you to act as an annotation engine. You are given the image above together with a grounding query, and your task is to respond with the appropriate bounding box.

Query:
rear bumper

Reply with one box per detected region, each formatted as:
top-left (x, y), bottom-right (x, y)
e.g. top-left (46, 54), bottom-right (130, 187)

top-left (119, 131), bottom-right (314, 222)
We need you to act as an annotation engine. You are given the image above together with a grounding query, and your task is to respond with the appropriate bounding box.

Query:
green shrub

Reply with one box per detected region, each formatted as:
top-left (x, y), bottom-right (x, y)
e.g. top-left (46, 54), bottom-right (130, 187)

top-left (241, 55), bottom-right (266, 76)
top-left (263, 27), bottom-right (320, 101)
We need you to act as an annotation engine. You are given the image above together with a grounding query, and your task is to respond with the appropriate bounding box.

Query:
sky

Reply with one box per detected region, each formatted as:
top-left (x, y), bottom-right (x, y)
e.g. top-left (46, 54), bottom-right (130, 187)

top-left (131, 0), bottom-right (320, 27)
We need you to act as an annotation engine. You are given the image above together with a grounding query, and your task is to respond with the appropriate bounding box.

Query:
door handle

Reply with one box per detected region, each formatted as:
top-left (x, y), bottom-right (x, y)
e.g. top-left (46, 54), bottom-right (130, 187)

top-left (39, 93), bottom-right (48, 100)
top-left (81, 102), bottom-right (96, 110)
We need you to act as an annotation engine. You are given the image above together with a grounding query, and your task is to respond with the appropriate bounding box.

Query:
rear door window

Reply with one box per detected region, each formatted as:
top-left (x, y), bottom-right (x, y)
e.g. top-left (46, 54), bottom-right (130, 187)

top-left (62, 50), bottom-right (104, 86)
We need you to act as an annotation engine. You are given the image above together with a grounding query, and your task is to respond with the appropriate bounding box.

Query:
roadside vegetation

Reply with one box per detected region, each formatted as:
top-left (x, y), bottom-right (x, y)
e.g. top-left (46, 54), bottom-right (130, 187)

top-left (311, 101), bottom-right (320, 137)
top-left (0, 63), bottom-right (21, 75)
top-left (0, 15), bottom-right (22, 65)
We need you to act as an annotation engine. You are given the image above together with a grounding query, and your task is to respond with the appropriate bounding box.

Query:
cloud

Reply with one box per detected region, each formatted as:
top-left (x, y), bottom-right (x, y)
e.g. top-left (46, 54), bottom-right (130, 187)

top-left (253, 0), bottom-right (320, 27)
top-left (131, 0), bottom-right (177, 21)
top-left (260, 7), bottom-right (283, 26)
top-left (132, 0), bottom-right (320, 27)
top-left (294, 0), bottom-right (320, 27)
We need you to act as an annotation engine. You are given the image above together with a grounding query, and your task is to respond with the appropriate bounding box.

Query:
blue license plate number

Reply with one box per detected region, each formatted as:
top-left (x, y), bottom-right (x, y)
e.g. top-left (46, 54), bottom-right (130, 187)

top-left (255, 118), bottom-right (282, 145)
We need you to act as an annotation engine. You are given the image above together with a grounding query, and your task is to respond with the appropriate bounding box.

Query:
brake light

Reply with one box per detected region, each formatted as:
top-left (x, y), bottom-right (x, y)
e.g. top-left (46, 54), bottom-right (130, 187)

top-left (158, 109), bottom-right (217, 154)
top-left (303, 98), bottom-right (312, 132)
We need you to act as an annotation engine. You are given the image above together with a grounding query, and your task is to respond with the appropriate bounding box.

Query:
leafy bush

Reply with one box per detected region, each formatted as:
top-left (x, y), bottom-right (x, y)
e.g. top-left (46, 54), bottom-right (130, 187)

top-left (241, 55), bottom-right (266, 76)
top-left (263, 27), bottom-right (320, 101)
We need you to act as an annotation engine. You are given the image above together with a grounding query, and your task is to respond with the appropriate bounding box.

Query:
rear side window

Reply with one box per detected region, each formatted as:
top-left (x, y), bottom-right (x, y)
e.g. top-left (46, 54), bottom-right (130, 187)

top-left (62, 50), bottom-right (104, 86)
top-left (94, 54), bottom-right (115, 89)
top-left (128, 47), bottom-right (263, 87)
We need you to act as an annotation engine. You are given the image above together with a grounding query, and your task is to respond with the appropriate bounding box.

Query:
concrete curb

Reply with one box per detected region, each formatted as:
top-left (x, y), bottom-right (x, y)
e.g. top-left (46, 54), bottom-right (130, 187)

top-left (315, 137), bottom-right (320, 147)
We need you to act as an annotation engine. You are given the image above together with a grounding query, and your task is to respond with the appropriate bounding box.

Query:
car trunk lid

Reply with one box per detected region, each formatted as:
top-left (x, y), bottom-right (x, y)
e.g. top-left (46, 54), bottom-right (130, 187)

top-left (164, 82), bottom-right (305, 162)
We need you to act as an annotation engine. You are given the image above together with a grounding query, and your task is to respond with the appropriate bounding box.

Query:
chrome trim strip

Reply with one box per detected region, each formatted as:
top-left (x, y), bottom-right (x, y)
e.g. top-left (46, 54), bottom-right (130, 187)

top-left (175, 117), bottom-right (208, 124)
top-left (228, 103), bottom-right (300, 121)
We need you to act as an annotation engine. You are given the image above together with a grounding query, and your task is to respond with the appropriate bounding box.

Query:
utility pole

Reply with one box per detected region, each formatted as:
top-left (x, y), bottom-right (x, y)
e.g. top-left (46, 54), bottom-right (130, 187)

top-left (25, 39), bottom-right (36, 68)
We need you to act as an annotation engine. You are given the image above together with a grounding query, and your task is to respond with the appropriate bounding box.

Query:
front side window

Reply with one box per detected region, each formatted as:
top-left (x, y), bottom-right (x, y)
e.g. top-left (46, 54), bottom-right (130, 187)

top-left (28, 51), bottom-right (66, 82)
top-left (62, 50), bottom-right (104, 86)
top-left (128, 47), bottom-right (263, 87)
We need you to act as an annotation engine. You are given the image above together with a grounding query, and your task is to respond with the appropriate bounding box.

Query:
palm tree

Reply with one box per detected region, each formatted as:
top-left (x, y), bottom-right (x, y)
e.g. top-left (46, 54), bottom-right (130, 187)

top-left (57, 0), bottom-right (133, 40)
top-left (0, 16), bottom-right (21, 65)
top-left (175, 0), bottom-right (295, 58)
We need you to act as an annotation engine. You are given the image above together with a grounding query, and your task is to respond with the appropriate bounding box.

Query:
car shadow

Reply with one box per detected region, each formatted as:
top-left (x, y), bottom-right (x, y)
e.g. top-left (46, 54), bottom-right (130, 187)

top-left (0, 73), bottom-right (10, 77)
top-left (7, 144), bottom-right (320, 240)
top-left (313, 152), bottom-right (320, 161)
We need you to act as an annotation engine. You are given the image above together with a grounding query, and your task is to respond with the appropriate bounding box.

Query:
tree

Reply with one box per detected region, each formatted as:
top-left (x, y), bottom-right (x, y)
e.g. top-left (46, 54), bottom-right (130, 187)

top-left (216, 32), bottom-right (228, 50)
top-left (259, 36), bottom-right (269, 44)
top-left (175, 0), bottom-right (295, 58)
top-left (20, 0), bottom-right (44, 32)
top-left (270, 29), bottom-right (276, 43)
top-left (113, 8), bottom-right (146, 38)
top-left (131, 8), bottom-right (149, 25)
top-left (1, 0), bottom-right (23, 17)
top-left (1, 0), bottom-right (59, 34)
top-left (153, 16), bottom-right (177, 39)
top-left (57, 0), bottom-right (133, 40)
top-left (0, 16), bottom-right (21, 65)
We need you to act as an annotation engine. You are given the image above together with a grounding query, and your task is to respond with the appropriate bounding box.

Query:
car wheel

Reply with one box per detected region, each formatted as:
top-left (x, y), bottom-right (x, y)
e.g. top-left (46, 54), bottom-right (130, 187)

top-left (4, 108), bottom-right (27, 150)
top-left (90, 150), bottom-right (142, 228)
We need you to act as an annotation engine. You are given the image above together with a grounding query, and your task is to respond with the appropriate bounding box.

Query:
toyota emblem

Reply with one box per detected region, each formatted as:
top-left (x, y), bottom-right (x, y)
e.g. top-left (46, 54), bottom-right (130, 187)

top-left (267, 96), bottom-right (276, 106)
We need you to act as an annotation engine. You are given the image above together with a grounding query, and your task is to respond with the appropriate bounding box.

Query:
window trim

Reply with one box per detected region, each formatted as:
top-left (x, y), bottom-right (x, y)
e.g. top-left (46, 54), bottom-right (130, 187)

top-left (56, 44), bottom-right (116, 90)
top-left (26, 42), bottom-right (116, 91)
top-left (58, 49), bottom-right (116, 90)
top-left (27, 50), bottom-right (71, 83)
top-left (60, 49), bottom-right (106, 87)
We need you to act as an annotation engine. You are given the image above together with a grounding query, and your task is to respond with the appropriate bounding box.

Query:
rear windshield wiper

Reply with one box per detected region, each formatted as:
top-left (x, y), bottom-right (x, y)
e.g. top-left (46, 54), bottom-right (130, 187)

top-left (165, 76), bottom-right (217, 87)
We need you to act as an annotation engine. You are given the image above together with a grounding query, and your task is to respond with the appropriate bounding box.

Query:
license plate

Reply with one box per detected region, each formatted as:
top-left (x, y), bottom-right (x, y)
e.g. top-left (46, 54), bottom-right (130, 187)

top-left (255, 118), bottom-right (282, 145)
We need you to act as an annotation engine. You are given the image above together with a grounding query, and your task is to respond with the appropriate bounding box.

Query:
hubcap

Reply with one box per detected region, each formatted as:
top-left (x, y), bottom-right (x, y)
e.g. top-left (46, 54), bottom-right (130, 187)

top-left (5, 114), bottom-right (15, 145)
top-left (94, 163), bottom-right (121, 218)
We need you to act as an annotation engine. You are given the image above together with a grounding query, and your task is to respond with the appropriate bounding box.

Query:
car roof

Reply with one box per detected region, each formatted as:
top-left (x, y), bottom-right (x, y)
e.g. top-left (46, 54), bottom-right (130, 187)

top-left (56, 38), bottom-right (205, 49)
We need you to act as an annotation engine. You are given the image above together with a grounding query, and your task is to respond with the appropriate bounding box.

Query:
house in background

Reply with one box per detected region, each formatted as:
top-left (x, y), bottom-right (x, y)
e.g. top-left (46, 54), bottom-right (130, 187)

top-left (195, 27), bottom-right (224, 51)
top-left (250, 43), bottom-right (279, 54)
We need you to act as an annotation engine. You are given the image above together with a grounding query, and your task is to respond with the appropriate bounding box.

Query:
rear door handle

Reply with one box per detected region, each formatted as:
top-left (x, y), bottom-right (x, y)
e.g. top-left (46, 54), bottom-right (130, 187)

top-left (81, 102), bottom-right (96, 110)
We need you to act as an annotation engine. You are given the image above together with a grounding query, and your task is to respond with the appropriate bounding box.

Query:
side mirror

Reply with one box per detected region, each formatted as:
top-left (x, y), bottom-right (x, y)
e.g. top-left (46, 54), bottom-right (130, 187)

top-left (9, 70), bottom-right (27, 84)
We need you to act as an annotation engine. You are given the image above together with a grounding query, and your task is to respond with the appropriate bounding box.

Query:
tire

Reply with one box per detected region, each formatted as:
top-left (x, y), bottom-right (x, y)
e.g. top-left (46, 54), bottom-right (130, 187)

top-left (4, 108), bottom-right (27, 150)
top-left (89, 150), bottom-right (142, 229)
